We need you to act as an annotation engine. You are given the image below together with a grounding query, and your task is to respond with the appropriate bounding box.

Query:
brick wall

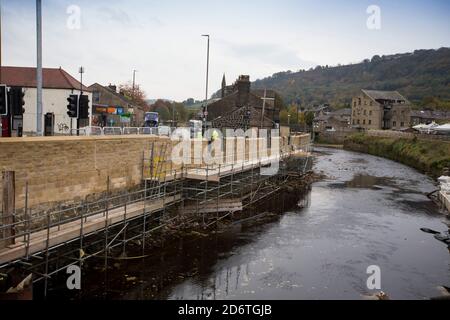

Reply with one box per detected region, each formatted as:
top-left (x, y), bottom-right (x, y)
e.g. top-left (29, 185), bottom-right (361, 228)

top-left (0, 135), bottom-right (169, 210)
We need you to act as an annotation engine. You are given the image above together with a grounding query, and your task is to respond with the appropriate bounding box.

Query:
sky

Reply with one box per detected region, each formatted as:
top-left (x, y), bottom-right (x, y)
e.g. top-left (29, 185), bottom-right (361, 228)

top-left (2, 0), bottom-right (450, 101)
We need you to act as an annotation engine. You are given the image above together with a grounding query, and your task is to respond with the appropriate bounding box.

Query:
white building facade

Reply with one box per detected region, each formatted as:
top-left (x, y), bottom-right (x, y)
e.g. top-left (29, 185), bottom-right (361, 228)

top-left (1, 66), bottom-right (92, 135)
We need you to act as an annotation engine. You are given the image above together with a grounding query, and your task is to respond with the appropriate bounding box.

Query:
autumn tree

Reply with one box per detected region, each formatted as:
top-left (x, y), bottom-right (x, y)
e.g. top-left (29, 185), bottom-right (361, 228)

top-left (119, 82), bottom-right (149, 109)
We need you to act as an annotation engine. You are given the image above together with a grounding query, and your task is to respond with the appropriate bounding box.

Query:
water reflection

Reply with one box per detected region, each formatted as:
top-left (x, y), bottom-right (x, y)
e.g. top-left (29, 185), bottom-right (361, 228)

top-left (165, 148), bottom-right (449, 300)
top-left (53, 148), bottom-right (449, 300)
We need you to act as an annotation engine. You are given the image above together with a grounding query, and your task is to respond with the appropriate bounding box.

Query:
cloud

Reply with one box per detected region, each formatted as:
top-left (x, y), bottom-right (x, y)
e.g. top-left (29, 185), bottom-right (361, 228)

top-left (220, 40), bottom-right (317, 71)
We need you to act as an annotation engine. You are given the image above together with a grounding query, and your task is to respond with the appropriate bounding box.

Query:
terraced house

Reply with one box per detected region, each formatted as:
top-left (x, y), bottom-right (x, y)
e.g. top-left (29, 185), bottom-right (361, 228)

top-left (351, 90), bottom-right (411, 130)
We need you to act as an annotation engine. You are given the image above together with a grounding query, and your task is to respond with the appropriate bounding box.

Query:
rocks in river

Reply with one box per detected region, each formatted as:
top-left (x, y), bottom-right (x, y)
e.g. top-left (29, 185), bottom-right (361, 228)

top-left (362, 291), bottom-right (390, 300)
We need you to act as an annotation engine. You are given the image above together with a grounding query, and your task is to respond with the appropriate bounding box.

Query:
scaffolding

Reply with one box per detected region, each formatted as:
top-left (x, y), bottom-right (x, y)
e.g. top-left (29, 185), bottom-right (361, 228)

top-left (0, 137), bottom-right (312, 298)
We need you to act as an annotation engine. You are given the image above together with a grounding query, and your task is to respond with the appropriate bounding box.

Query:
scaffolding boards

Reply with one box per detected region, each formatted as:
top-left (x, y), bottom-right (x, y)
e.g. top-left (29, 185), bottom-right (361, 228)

top-left (0, 137), bottom-right (312, 297)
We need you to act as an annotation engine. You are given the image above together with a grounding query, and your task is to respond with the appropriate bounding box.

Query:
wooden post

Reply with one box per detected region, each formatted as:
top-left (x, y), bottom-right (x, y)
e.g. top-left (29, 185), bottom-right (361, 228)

top-left (2, 171), bottom-right (15, 247)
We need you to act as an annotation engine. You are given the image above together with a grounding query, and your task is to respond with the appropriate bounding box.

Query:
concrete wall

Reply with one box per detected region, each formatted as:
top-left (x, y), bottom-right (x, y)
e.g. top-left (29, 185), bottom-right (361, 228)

top-left (22, 88), bottom-right (93, 135)
top-left (0, 135), bottom-right (167, 210)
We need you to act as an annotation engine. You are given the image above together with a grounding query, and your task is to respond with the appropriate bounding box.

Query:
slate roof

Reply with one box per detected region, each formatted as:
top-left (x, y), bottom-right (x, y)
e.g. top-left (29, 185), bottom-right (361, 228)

top-left (362, 89), bottom-right (408, 102)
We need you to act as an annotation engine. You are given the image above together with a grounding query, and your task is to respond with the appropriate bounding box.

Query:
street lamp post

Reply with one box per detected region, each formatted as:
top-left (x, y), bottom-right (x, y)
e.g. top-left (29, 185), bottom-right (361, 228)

top-left (132, 69), bottom-right (137, 99)
top-left (201, 34), bottom-right (210, 133)
top-left (36, 0), bottom-right (43, 136)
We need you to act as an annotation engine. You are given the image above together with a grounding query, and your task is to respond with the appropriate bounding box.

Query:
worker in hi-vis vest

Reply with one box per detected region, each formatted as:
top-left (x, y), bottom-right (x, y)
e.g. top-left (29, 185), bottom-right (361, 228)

top-left (211, 129), bottom-right (219, 142)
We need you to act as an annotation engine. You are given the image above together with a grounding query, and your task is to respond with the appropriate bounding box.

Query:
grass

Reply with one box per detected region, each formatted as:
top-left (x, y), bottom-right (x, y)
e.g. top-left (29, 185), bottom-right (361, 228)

top-left (344, 133), bottom-right (450, 178)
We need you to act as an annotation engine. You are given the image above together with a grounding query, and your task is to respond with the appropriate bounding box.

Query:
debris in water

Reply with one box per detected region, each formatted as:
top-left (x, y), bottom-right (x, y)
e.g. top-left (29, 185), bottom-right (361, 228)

top-left (362, 291), bottom-right (390, 300)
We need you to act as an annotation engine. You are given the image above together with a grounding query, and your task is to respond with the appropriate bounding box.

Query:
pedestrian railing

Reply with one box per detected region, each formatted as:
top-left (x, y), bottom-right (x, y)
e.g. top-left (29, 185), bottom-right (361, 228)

top-left (74, 126), bottom-right (179, 137)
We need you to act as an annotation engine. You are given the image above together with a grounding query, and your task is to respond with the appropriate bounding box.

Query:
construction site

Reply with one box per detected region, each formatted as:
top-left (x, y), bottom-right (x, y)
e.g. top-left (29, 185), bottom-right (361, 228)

top-left (0, 131), bottom-right (312, 299)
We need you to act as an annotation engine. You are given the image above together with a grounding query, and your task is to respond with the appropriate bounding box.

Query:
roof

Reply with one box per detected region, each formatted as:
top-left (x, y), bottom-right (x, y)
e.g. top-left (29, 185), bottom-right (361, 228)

top-left (0, 66), bottom-right (91, 92)
top-left (89, 83), bottom-right (135, 106)
top-left (362, 89), bottom-right (407, 102)
top-left (331, 108), bottom-right (352, 116)
top-left (411, 110), bottom-right (450, 120)
top-left (314, 114), bottom-right (330, 122)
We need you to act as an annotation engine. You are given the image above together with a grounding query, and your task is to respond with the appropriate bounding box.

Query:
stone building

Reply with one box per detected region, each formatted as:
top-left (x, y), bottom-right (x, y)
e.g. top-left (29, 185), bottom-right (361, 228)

top-left (351, 90), bottom-right (411, 130)
top-left (410, 110), bottom-right (450, 126)
top-left (88, 83), bottom-right (144, 127)
top-left (313, 108), bottom-right (352, 133)
top-left (207, 75), bottom-right (280, 130)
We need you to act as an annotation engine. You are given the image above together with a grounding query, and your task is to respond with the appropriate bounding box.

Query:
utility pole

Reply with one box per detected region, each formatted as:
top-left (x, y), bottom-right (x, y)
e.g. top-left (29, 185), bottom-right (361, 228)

top-left (36, 0), bottom-right (43, 136)
top-left (172, 103), bottom-right (175, 126)
top-left (78, 66), bottom-right (84, 136)
top-left (132, 69), bottom-right (137, 100)
top-left (201, 34), bottom-right (210, 133)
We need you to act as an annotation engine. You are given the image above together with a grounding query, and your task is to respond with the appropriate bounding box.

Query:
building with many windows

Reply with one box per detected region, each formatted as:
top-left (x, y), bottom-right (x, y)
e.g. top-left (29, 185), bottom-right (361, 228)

top-left (351, 89), bottom-right (411, 130)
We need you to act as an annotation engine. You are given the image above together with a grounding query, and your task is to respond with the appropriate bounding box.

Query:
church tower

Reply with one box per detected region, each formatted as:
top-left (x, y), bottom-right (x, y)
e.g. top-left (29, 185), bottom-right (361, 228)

top-left (221, 74), bottom-right (226, 98)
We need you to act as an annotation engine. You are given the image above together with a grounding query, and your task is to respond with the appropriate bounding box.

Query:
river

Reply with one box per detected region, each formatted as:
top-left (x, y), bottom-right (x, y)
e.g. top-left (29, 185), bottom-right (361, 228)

top-left (51, 147), bottom-right (450, 300)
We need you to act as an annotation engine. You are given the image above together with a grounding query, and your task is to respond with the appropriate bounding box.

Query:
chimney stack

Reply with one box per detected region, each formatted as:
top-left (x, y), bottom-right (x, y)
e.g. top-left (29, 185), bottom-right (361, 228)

top-left (236, 75), bottom-right (250, 107)
top-left (108, 84), bottom-right (117, 92)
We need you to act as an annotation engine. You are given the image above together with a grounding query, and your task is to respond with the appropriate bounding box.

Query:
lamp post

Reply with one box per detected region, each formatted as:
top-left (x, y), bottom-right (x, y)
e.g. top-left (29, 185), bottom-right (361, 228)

top-left (132, 69), bottom-right (138, 100)
top-left (201, 34), bottom-right (210, 133)
top-left (36, 0), bottom-right (43, 136)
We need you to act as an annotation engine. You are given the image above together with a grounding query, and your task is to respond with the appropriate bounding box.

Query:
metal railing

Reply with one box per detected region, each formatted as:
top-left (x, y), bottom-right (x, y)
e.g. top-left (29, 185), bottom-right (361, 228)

top-left (69, 126), bottom-right (170, 137)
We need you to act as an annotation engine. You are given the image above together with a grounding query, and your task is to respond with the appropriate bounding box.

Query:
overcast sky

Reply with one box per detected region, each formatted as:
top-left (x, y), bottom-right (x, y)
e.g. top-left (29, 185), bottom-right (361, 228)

top-left (2, 0), bottom-right (450, 101)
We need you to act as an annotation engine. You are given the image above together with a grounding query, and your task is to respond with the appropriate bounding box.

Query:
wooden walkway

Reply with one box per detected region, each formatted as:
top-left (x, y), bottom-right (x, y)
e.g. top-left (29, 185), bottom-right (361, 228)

top-left (0, 194), bottom-right (181, 265)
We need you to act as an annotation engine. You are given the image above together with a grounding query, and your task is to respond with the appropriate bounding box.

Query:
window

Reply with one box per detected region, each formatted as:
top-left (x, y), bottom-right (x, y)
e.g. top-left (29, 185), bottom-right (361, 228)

top-left (93, 91), bottom-right (100, 103)
top-left (357, 119), bottom-right (360, 125)
top-left (370, 101), bottom-right (373, 106)
top-left (353, 102), bottom-right (357, 107)
top-left (369, 110), bottom-right (372, 116)
top-left (369, 120), bottom-right (372, 125)
top-left (363, 120), bottom-right (366, 125)
top-left (363, 110), bottom-right (367, 115)
top-left (401, 122), bottom-right (404, 127)
top-left (393, 121), bottom-right (397, 127)
top-left (358, 98), bottom-right (361, 106)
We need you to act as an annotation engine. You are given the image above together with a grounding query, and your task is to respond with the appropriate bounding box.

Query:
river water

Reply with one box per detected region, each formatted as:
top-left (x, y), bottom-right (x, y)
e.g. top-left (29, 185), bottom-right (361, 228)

top-left (57, 147), bottom-right (450, 300)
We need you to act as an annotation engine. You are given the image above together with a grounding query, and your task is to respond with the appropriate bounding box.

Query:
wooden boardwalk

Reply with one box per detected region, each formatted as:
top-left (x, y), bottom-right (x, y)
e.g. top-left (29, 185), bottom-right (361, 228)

top-left (0, 194), bottom-right (181, 265)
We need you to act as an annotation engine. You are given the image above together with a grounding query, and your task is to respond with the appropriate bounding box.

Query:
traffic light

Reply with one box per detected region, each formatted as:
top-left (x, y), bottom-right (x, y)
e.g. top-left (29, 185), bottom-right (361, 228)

top-left (79, 94), bottom-right (90, 119)
top-left (9, 87), bottom-right (25, 116)
top-left (0, 85), bottom-right (8, 116)
top-left (67, 94), bottom-right (78, 118)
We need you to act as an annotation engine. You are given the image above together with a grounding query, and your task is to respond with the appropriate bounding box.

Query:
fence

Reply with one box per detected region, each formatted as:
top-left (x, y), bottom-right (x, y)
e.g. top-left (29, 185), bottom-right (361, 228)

top-left (70, 126), bottom-right (170, 137)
